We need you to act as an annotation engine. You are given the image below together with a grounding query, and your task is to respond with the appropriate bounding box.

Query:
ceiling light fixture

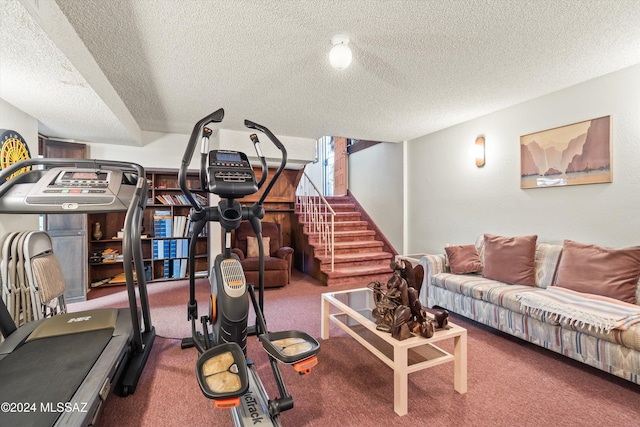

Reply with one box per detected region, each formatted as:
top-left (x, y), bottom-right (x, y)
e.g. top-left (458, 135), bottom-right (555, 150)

top-left (329, 35), bottom-right (352, 70)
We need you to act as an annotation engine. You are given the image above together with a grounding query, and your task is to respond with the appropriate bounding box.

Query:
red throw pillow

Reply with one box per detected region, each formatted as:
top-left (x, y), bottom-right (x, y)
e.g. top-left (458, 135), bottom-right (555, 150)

top-left (445, 245), bottom-right (482, 274)
top-left (553, 240), bottom-right (640, 304)
top-left (482, 234), bottom-right (537, 286)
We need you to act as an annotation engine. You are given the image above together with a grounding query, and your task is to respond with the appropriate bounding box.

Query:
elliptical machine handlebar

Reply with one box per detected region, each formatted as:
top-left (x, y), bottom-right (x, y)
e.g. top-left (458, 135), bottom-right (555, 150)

top-left (179, 108), bottom-right (225, 212)
top-left (244, 120), bottom-right (288, 208)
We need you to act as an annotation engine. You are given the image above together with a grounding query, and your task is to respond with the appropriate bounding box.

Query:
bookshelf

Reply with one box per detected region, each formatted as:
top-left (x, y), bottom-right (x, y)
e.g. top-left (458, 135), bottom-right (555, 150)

top-left (87, 168), bottom-right (209, 288)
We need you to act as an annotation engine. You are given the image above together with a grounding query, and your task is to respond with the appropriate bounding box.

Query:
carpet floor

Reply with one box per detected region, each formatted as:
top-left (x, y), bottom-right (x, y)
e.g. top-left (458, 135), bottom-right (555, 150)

top-left (69, 271), bottom-right (640, 426)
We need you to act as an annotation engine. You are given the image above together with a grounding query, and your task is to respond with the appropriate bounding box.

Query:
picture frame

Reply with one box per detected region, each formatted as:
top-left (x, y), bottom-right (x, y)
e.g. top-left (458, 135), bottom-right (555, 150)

top-left (520, 115), bottom-right (611, 189)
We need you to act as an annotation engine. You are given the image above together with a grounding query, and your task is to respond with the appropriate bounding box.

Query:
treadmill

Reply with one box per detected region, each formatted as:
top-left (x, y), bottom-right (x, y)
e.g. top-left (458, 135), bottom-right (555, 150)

top-left (0, 158), bottom-right (156, 427)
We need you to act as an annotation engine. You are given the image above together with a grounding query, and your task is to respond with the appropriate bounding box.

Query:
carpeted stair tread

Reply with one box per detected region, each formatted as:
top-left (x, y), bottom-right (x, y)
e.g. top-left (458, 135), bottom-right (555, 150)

top-left (324, 264), bottom-right (392, 277)
top-left (310, 240), bottom-right (383, 250)
top-left (297, 211), bottom-right (361, 220)
top-left (322, 265), bottom-right (394, 286)
top-left (316, 251), bottom-right (393, 264)
top-left (306, 230), bottom-right (376, 243)
top-left (300, 220), bottom-right (369, 231)
top-left (296, 202), bottom-right (355, 212)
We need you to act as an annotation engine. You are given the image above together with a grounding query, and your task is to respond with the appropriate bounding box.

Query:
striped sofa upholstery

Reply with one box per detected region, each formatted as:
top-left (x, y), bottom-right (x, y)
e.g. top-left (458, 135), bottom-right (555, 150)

top-left (419, 242), bottom-right (640, 385)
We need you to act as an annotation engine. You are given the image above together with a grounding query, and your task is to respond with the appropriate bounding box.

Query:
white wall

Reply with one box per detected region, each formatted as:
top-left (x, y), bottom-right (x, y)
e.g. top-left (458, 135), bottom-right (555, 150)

top-left (406, 64), bottom-right (640, 254)
top-left (87, 131), bottom-right (199, 169)
top-left (302, 158), bottom-right (323, 192)
top-left (349, 141), bottom-right (404, 251)
top-left (86, 128), bottom-right (316, 170)
top-left (0, 98), bottom-right (40, 234)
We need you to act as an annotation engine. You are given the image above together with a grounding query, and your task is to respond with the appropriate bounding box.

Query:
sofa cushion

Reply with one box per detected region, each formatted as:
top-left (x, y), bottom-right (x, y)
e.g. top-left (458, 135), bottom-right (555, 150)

top-left (554, 240), bottom-right (640, 304)
top-left (432, 273), bottom-right (497, 300)
top-left (445, 245), bottom-right (483, 274)
top-left (431, 273), bottom-right (557, 324)
top-left (482, 234), bottom-right (537, 287)
top-left (240, 255), bottom-right (288, 271)
top-left (534, 243), bottom-right (563, 288)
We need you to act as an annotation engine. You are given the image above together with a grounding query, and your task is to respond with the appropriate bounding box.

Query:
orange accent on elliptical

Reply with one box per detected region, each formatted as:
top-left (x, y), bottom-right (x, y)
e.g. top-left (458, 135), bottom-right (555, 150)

top-left (214, 397), bottom-right (240, 409)
top-left (293, 356), bottom-right (318, 374)
top-left (210, 294), bottom-right (217, 323)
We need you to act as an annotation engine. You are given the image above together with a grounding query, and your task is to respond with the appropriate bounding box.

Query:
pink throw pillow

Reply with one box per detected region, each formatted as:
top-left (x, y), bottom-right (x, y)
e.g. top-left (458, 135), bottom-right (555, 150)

top-left (482, 234), bottom-right (537, 286)
top-left (445, 245), bottom-right (483, 274)
top-left (553, 240), bottom-right (640, 304)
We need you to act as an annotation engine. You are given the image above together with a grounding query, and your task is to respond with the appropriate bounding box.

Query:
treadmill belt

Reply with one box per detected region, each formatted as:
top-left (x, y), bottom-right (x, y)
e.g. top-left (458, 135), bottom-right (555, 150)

top-left (0, 328), bottom-right (114, 427)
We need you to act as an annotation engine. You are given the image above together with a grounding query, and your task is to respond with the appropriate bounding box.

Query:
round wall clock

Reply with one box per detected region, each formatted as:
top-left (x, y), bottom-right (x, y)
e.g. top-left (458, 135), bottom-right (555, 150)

top-left (0, 129), bottom-right (32, 180)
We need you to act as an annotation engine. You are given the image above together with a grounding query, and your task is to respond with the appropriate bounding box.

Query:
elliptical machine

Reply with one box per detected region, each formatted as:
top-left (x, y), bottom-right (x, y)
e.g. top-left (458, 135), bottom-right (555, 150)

top-left (178, 109), bottom-right (320, 426)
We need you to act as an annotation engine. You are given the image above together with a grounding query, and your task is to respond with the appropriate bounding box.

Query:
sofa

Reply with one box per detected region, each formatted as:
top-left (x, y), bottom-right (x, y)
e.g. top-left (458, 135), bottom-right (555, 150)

top-left (413, 234), bottom-right (640, 385)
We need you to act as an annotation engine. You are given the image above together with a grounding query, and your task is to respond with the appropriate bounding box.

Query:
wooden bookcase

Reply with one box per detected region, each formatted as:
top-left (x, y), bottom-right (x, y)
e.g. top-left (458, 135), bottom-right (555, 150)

top-left (87, 169), bottom-right (209, 287)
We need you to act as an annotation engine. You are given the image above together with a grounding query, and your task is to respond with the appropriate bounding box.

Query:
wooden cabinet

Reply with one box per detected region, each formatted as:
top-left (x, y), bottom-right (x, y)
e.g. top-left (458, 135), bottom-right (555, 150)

top-left (87, 169), bottom-right (209, 288)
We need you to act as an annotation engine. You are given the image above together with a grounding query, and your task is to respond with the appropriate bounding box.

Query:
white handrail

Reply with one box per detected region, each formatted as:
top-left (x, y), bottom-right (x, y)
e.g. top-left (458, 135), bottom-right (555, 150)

top-left (296, 171), bottom-right (335, 271)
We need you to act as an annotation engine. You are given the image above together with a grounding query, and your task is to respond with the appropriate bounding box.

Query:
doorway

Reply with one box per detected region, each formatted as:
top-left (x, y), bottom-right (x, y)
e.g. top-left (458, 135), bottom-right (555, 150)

top-left (320, 136), bottom-right (334, 196)
top-left (319, 136), bottom-right (349, 197)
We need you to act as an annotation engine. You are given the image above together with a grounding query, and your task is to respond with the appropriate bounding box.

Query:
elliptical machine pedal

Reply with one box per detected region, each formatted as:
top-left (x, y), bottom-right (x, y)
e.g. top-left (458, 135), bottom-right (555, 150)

top-left (258, 331), bottom-right (320, 374)
top-left (196, 342), bottom-right (249, 405)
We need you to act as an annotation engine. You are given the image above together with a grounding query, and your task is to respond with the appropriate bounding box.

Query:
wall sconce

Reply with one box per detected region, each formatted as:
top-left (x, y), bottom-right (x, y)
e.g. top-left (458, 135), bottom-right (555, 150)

top-left (474, 136), bottom-right (485, 167)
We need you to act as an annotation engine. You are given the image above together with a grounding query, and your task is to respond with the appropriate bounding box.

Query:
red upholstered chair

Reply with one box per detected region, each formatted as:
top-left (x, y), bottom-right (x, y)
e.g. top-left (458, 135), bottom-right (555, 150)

top-left (231, 221), bottom-right (293, 288)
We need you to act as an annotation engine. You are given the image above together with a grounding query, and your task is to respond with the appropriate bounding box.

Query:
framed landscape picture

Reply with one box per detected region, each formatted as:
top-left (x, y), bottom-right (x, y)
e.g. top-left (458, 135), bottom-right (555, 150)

top-left (520, 115), bottom-right (611, 189)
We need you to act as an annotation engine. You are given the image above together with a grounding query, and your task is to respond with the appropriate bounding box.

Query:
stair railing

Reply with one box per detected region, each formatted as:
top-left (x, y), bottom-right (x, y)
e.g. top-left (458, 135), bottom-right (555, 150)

top-left (296, 171), bottom-right (335, 271)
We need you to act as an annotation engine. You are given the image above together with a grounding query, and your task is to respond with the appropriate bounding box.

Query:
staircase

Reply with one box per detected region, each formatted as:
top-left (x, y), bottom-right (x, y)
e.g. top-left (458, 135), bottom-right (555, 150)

top-left (294, 195), bottom-right (395, 286)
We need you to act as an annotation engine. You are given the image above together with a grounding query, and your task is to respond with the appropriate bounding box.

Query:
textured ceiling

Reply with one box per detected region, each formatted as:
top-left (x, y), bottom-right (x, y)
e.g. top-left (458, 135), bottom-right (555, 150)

top-left (2, 0), bottom-right (640, 146)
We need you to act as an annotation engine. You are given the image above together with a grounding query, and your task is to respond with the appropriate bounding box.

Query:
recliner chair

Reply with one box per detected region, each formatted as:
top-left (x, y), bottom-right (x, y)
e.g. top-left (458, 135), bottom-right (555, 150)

top-left (231, 221), bottom-right (293, 288)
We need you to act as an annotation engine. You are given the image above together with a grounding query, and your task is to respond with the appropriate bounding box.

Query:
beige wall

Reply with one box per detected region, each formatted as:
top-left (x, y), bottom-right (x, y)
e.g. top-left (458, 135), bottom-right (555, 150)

top-left (349, 141), bottom-right (404, 252)
top-left (406, 64), bottom-right (640, 254)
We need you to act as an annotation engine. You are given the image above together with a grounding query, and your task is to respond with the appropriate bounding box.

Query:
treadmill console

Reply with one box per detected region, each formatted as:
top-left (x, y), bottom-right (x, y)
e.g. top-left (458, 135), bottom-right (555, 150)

top-left (207, 150), bottom-right (258, 198)
top-left (54, 170), bottom-right (111, 188)
top-left (23, 167), bottom-right (125, 209)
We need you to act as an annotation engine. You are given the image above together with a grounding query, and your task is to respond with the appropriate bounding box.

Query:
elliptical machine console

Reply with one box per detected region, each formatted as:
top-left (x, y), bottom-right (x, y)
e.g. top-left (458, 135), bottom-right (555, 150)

top-left (207, 150), bottom-right (257, 198)
top-left (179, 109), bottom-right (319, 426)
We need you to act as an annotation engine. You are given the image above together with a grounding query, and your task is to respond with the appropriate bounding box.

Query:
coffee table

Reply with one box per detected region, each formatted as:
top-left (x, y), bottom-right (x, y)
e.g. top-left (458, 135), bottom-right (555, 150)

top-left (321, 287), bottom-right (467, 416)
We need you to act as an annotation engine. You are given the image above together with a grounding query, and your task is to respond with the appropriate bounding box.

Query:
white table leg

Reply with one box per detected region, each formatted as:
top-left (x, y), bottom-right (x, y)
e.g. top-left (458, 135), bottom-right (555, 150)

top-left (454, 331), bottom-right (468, 393)
top-left (393, 345), bottom-right (409, 416)
top-left (321, 297), bottom-right (330, 340)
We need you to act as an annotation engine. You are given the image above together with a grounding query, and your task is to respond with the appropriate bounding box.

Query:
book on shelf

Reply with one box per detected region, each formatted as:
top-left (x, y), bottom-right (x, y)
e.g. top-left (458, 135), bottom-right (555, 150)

top-left (164, 259), bottom-right (170, 278)
top-left (179, 259), bottom-right (188, 278)
top-left (153, 210), bottom-right (172, 238)
top-left (173, 215), bottom-right (188, 237)
top-left (155, 193), bottom-right (201, 206)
